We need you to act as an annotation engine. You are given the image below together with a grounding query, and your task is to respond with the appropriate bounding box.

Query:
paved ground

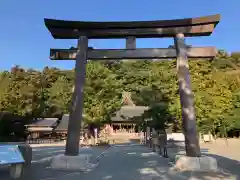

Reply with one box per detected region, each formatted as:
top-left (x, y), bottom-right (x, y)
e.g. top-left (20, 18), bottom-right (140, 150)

top-left (0, 145), bottom-right (107, 180)
top-left (1, 142), bottom-right (239, 180)
top-left (73, 144), bottom-right (236, 180)
top-left (31, 146), bottom-right (99, 163)
top-left (200, 139), bottom-right (240, 161)
top-left (200, 139), bottom-right (240, 178)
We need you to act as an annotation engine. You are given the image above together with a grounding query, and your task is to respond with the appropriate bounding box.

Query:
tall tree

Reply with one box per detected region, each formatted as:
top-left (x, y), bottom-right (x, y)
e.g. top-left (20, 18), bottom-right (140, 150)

top-left (84, 61), bottom-right (122, 125)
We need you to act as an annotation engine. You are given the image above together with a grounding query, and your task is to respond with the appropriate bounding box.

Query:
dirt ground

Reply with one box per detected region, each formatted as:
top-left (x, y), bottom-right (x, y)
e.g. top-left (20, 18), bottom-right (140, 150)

top-left (200, 138), bottom-right (240, 161)
top-left (23, 137), bottom-right (240, 179)
top-left (199, 138), bottom-right (240, 179)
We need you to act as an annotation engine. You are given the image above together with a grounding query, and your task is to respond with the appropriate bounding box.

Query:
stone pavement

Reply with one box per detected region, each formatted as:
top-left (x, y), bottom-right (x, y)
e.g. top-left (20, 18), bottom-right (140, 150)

top-left (0, 143), bottom-right (237, 180)
top-left (0, 146), bottom-right (108, 180)
top-left (76, 144), bottom-right (236, 180)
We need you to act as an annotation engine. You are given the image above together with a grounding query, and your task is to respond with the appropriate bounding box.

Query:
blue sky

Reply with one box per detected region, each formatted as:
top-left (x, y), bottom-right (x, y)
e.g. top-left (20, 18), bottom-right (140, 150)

top-left (0, 0), bottom-right (239, 71)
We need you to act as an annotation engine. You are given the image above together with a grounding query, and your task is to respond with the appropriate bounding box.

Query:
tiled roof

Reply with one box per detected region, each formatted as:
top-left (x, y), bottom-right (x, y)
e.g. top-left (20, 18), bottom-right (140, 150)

top-left (111, 105), bottom-right (148, 122)
top-left (55, 114), bottom-right (86, 131)
top-left (27, 118), bottom-right (59, 127)
top-left (55, 114), bottom-right (70, 131)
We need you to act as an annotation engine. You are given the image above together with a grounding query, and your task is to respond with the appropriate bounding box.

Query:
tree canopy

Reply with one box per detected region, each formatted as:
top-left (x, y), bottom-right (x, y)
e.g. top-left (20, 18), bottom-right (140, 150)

top-left (1, 50), bottom-right (240, 138)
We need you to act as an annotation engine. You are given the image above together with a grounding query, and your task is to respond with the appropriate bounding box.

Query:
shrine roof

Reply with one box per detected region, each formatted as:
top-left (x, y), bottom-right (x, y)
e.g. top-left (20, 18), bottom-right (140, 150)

top-left (54, 114), bottom-right (69, 131)
top-left (26, 118), bottom-right (58, 127)
top-left (44, 14), bottom-right (220, 39)
top-left (54, 114), bottom-right (87, 131)
top-left (111, 105), bottom-right (149, 122)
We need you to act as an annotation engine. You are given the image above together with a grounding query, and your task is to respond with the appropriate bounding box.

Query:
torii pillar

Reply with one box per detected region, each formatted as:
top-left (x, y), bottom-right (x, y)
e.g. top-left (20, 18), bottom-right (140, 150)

top-left (174, 33), bottom-right (200, 156)
top-left (65, 36), bottom-right (88, 155)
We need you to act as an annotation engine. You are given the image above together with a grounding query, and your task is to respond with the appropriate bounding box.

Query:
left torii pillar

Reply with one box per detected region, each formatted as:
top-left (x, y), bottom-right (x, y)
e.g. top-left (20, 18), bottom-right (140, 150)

top-left (51, 36), bottom-right (91, 171)
top-left (65, 36), bottom-right (88, 156)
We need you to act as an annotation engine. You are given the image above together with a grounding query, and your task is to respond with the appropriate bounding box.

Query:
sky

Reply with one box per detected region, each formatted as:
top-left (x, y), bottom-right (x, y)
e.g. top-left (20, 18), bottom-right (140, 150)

top-left (0, 0), bottom-right (239, 71)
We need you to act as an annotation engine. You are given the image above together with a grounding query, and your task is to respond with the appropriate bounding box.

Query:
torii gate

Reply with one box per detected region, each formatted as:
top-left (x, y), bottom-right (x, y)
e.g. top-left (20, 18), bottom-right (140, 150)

top-left (44, 14), bottom-right (220, 157)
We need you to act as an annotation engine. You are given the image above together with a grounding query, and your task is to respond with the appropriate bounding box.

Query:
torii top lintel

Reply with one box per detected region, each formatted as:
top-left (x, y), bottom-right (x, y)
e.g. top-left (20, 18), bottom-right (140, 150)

top-left (44, 14), bottom-right (220, 39)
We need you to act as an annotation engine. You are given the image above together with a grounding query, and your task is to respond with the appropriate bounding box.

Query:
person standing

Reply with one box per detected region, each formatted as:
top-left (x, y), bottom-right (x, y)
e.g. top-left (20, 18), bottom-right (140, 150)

top-left (152, 129), bottom-right (158, 152)
top-left (158, 129), bottom-right (168, 158)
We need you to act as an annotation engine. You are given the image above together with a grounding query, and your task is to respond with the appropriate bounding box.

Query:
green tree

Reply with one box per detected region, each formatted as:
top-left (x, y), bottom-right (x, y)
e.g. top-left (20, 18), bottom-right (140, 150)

top-left (84, 61), bottom-right (122, 125)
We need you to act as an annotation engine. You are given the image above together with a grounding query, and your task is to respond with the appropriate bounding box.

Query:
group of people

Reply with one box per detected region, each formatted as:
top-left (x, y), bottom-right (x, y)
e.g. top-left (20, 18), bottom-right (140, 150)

top-left (80, 124), bottom-right (113, 146)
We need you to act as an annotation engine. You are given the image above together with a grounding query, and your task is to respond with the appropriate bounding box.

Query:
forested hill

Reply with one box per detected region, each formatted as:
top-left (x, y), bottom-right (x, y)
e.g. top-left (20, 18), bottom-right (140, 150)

top-left (1, 50), bottom-right (240, 138)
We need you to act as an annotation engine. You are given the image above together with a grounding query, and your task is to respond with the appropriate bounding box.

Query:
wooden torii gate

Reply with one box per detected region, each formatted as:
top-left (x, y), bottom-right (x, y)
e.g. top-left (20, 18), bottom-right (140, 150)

top-left (44, 14), bottom-right (220, 157)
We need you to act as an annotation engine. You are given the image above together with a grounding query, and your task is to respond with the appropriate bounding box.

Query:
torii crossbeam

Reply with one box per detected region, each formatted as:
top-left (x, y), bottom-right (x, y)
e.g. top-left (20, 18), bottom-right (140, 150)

top-left (44, 14), bottom-right (220, 157)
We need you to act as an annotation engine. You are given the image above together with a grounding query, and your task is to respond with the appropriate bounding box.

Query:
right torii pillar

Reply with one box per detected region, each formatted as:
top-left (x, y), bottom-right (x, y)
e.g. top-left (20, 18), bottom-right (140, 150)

top-left (174, 33), bottom-right (200, 157)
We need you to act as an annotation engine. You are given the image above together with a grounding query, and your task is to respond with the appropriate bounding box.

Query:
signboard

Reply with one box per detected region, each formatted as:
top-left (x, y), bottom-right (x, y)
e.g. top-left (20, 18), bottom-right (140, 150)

top-left (0, 145), bottom-right (24, 165)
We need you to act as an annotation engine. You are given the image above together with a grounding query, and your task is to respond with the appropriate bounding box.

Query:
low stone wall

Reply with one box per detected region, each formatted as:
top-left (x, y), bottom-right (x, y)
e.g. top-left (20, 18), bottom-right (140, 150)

top-left (167, 133), bottom-right (185, 142)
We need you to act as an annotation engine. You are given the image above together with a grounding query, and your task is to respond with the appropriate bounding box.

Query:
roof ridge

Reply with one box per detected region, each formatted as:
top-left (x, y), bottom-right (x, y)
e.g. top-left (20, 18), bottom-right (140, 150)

top-left (122, 92), bottom-right (135, 106)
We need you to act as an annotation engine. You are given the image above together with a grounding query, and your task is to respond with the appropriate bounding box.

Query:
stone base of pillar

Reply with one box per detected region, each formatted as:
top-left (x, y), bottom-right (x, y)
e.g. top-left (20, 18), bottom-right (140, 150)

top-left (174, 155), bottom-right (218, 172)
top-left (10, 164), bottom-right (23, 179)
top-left (18, 144), bottom-right (32, 168)
top-left (51, 154), bottom-right (94, 171)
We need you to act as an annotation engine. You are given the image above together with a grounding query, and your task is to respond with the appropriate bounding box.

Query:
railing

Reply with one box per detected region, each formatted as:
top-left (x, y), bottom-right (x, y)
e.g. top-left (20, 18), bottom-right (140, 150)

top-left (26, 137), bottom-right (63, 144)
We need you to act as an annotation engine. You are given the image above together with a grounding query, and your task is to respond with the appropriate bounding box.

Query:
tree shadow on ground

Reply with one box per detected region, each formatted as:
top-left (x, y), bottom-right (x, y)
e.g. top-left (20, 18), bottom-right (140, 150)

top-left (40, 143), bottom-right (237, 180)
top-left (118, 139), bottom-right (240, 179)
top-left (1, 143), bottom-right (238, 180)
top-left (0, 146), bottom-right (108, 180)
top-left (202, 153), bottom-right (240, 180)
top-left (88, 144), bottom-right (235, 180)
top-left (167, 140), bottom-right (239, 179)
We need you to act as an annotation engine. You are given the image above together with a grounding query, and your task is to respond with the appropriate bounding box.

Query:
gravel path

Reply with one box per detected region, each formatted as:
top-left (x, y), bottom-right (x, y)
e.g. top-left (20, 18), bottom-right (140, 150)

top-left (200, 139), bottom-right (240, 178)
top-left (200, 139), bottom-right (240, 161)
top-left (1, 142), bottom-right (238, 180)
top-left (72, 144), bottom-right (236, 180)
top-left (0, 145), bottom-right (108, 180)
